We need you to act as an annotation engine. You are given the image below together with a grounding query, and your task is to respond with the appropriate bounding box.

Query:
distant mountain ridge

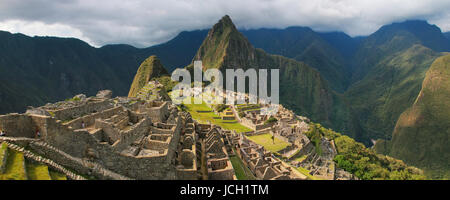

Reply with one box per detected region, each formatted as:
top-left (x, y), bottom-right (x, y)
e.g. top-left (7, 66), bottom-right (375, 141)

top-left (444, 32), bottom-right (450, 40)
top-left (345, 20), bottom-right (450, 142)
top-left (351, 20), bottom-right (450, 83)
top-left (241, 27), bottom-right (354, 92)
top-left (0, 30), bottom-right (206, 114)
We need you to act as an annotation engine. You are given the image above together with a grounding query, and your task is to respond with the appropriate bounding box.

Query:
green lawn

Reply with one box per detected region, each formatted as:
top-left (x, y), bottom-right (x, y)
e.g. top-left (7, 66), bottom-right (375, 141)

top-left (293, 154), bottom-right (308, 162)
top-left (229, 155), bottom-right (256, 180)
top-left (26, 162), bottom-right (52, 180)
top-left (49, 170), bottom-right (67, 180)
top-left (247, 133), bottom-right (290, 153)
top-left (295, 166), bottom-right (322, 180)
top-left (180, 96), bottom-right (252, 133)
top-left (0, 149), bottom-right (27, 180)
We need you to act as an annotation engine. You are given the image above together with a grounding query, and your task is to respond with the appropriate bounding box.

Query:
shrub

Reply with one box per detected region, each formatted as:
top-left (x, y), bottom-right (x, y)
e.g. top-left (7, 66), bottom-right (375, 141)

top-left (238, 112), bottom-right (245, 118)
top-left (214, 104), bottom-right (227, 113)
top-left (264, 117), bottom-right (277, 125)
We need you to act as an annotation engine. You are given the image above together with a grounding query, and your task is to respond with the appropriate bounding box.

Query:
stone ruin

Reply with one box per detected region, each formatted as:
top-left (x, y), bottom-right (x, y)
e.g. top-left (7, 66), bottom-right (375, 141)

top-left (230, 100), bottom-right (355, 180)
top-left (227, 133), bottom-right (301, 180)
top-left (0, 85), bottom-right (356, 180)
top-left (0, 90), bottom-right (199, 180)
top-left (205, 127), bottom-right (235, 180)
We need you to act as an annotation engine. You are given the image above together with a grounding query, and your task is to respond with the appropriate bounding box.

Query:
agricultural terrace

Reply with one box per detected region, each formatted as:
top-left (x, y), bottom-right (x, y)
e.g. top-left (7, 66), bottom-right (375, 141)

top-left (170, 90), bottom-right (252, 133)
top-left (246, 133), bottom-right (290, 153)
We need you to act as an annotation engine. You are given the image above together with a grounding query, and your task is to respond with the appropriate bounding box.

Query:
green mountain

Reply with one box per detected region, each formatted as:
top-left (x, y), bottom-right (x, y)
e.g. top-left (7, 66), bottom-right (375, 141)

top-left (318, 31), bottom-right (360, 59)
top-left (0, 30), bottom-right (206, 114)
top-left (190, 15), bottom-right (362, 141)
top-left (374, 54), bottom-right (450, 179)
top-left (346, 45), bottom-right (442, 140)
top-left (0, 31), bottom-right (127, 114)
top-left (242, 27), bottom-right (352, 92)
top-left (128, 55), bottom-right (169, 97)
top-left (100, 30), bottom-right (208, 73)
top-left (345, 20), bottom-right (449, 142)
top-left (351, 20), bottom-right (450, 83)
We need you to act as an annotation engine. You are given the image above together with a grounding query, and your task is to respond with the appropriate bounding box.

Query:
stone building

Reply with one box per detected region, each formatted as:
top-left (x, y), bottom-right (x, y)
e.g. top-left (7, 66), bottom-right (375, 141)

top-left (230, 133), bottom-right (301, 180)
top-left (202, 126), bottom-right (235, 180)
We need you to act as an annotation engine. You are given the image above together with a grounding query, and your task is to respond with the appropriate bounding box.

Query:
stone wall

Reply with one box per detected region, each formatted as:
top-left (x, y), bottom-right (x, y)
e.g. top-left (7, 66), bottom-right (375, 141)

top-left (0, 114), bottom-right (34, 138)
top-left (64, 106), bottom-right (124, 130)
top-left (47, 99), bottom-right (113, 121)
top-left (176, 168), bottom-right (197, 180)
top-left (110, 117), bottom-right (151, 151)
top-left (208, 163), bottom-right (234, 180)
top-left (38, 115), bottom-right (179, 179)
top-left (143, 101), bottom-right (169, 123)
top-left (240, 117), bottom-right (274, 131)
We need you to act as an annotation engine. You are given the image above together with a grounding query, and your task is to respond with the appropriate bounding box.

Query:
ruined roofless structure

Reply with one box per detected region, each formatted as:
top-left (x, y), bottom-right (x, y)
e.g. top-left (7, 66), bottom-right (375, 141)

top-left (0, 89), bottom-right (202, 180)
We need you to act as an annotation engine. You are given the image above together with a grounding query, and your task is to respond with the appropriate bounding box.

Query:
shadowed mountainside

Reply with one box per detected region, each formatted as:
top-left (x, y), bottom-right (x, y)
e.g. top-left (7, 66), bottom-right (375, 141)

top-left (374, 54), bottom-right (450, 179)
top-left (242, 28), bottom-right (354, 92)
top-left (0, 30), bottom-right (206, 114)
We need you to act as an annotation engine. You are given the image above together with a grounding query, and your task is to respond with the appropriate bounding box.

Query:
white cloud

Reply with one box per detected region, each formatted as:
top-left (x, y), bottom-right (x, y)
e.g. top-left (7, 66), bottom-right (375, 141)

top-left (0, 20), bottom-right (97, 46)
top-left (0, 0), bottom-right (449, 47)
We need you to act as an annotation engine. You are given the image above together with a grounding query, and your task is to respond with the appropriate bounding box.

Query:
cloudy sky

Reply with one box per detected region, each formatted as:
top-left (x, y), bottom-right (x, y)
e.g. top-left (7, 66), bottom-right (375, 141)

top-left (1, 0), bottom-right (449, 47)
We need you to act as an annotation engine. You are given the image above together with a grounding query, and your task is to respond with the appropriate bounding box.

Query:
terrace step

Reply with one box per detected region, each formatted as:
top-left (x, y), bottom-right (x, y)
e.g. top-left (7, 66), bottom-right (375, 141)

top-left (4, 141), bottom-right (86, 180)
top-left (0, 142), bottom-right (8, 173)
top-left (49, 170), bottom-right (68, 180)
top-left (0, 147), bottom-right (28, 180)
top-left (26, 161), bottom-right (52, 180)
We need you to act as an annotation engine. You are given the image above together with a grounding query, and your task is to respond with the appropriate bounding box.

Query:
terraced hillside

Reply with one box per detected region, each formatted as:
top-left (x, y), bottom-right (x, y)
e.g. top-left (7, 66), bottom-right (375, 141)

top-left (177, 96), bottom-right (253, 133)
top-left (0, 142), bottom-right (68, 180)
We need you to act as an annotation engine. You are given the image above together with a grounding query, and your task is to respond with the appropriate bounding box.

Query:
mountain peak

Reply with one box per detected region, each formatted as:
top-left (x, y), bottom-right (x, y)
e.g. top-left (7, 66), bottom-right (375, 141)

top-left (193, 15), bottom-right (255, 70)
top-left (208, 15), bottom-right (239, 38)
top-left (219, 15), bottom-right (233, 26)
top-left (372, 19), bottom-right (450, 52)
top-left (128, 55), bottom-right (169, 97)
